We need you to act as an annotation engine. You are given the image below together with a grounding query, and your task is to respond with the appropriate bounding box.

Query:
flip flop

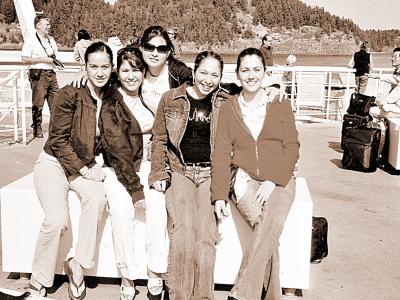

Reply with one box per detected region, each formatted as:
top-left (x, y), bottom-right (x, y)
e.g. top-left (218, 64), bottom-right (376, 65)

top-left (63, 258), bottom-right (86, 300)
top-left (147, 278), bottom-right (163, 296)
top-left (120, 285), bottom-right (136, 300)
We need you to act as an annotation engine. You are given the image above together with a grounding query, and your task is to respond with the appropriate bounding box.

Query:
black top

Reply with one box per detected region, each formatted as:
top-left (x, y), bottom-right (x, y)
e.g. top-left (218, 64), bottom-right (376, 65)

top-left (354, 50), bottom-right (371, 76)
top-left (180, 92), bottom-right (212, 163)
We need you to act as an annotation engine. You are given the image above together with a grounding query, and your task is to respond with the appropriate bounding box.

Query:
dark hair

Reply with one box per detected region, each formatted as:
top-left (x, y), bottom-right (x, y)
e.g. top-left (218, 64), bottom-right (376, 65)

top-left (262, 34), bottom-right (269, 42)
top-left (77, 29), bottom-right (91, 41)
top-left (84, 41), bottom-right (113, 67)
top-left (393, 47), bottom-right (400, 53)
top-left (34, 15), bottom-right (49, 27)
top-left (236, 47), bottom-right (266, 73)
top-left (361, 41), bottom-right (370, 50)
top-left (117, 47), bottom-right (146, 73)
top-left (194, 51), bottom-right (224, 74)
top-left (140, 25), bottom-right (174, 58)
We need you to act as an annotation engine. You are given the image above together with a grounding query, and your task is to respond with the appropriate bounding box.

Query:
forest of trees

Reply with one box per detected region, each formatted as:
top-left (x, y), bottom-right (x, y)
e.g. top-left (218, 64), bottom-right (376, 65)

top-left (0, 0), bottom-right (399, 52)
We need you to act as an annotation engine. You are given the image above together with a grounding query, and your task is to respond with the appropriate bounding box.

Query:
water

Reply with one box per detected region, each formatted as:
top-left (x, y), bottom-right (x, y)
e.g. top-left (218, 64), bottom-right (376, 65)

top-left (181, 52), bottom-right (393, 68)
top-left (0, 49), bottom-right (393, 68)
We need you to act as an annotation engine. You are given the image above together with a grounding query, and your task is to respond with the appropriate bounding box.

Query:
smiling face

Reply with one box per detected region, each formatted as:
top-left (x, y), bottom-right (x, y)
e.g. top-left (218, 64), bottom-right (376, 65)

top-left (237, 54), bottom-right (265, 95)
top-left (86, 50), bottom-right (112, 91)
top-left (193, 57), bottom-right (222, 98)
top-left (118, 59), bottom-right (144, 96)
top-left (141, 36), bottom-right (170, 69)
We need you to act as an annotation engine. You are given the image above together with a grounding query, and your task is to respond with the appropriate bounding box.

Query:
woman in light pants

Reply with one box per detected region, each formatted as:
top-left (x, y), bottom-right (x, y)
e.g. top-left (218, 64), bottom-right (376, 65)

top-left (100, 47), bottom-right (167, 300)
top-left (29, 42), bottom-right (113, 300)
top-left (212, 47), bottom-right (300, 300)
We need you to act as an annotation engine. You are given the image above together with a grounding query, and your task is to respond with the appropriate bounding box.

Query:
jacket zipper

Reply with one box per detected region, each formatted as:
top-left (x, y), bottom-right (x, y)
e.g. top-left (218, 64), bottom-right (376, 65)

top-left (255, 142), bottom-right (260, 176)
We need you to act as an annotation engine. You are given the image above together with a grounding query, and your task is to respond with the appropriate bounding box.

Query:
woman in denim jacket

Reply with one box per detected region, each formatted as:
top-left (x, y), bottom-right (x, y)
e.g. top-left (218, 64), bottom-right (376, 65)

top-left (212, 48), bottom-right (300, 300)
top-left (29, 42), bottom-right (113, 300)
top-left (138, 25), bottom-right (193, 295)
top-left (149, 51), bottom-right (239, 299)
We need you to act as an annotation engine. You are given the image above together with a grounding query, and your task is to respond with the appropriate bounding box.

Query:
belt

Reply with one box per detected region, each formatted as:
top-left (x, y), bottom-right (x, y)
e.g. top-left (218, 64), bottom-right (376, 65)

top-left (185, 162), bottom-right (211, 168)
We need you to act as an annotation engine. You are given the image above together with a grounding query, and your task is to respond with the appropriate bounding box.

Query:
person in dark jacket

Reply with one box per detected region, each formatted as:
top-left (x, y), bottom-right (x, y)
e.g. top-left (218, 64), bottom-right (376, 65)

top-left (149, 51), bottom-right (239, 300)
top-left (212, 48), bottom-right (299, 300)
top-left (348, 41), bottom-right (373, 94)
top-left (259, 34), bottom-right (274, 67)
top-left (100, 47), bottom-right (164, 300)
top-left (29, 42), bottom-right (112, 299)
top-left (138, 25), bottom-right (193, 295)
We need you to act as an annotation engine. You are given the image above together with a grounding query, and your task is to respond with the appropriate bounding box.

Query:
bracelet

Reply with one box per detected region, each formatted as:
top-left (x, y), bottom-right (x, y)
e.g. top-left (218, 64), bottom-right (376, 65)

top-left (79, 165), bottom-right (90, 178)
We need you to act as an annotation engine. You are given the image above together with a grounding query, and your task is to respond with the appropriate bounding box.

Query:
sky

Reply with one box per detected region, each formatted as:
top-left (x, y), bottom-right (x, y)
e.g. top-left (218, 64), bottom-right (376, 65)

top-left (301, 0), bottom-right (400, 30)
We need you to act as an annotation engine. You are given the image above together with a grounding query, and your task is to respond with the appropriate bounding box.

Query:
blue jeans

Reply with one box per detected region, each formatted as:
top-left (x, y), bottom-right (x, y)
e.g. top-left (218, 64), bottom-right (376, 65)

top-left (355, 75), bottom-right (368, 95)
top-left (230, 177), bottom-right (296, 300)
top-left (165, 166), bottom-right (217, 300)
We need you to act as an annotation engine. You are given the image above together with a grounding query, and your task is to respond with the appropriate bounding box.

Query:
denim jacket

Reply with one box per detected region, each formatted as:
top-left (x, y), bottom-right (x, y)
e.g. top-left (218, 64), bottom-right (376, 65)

top-left (43, 85), bottom-right (100, 177)
top-left (149, 82), bottom-right (240, 186)
top-left (99, 88), bottom-right (145, 202)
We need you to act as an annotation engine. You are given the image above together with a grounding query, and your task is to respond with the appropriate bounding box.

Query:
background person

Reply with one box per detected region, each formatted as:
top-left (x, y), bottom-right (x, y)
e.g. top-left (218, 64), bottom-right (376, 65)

top-left (21, 15), bottom-right (62, 138)
top-left (348, 41), bottom-right (373, 95)
top-left (259, 34), bottom-right (274, 67)
top-left (73, 29), bottom-right (92, 70)
top-left (99, 47), bottom-right (164, 300)
top-left (167, 27), bottom-right (181, 59)
top-left (212, 47), bottom-right (299, 300)
top-left (369, 47), bottom-right (400, 119)
top-left (149, 51), bottom-right (237, 300)
top-left (138, 25), bottom-right (192, 296)
top-left (28, 42), bottom-right (112, 299)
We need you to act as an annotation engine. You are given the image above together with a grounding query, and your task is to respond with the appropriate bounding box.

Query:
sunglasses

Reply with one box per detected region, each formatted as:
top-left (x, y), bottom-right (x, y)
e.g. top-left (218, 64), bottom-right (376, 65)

top-left (142, 43), bottom-right (169, 54)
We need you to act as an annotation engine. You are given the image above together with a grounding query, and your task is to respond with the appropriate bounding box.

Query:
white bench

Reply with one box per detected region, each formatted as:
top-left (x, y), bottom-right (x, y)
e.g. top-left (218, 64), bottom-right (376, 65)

top-left (387, 117), bottom-right (400, 170)
top-left (0, 174), bottom-right (312, 289)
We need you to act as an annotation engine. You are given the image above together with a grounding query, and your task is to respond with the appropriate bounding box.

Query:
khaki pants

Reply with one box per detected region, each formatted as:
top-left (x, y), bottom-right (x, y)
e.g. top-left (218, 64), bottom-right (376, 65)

top-left (32, 151), bottom-right (106, 287)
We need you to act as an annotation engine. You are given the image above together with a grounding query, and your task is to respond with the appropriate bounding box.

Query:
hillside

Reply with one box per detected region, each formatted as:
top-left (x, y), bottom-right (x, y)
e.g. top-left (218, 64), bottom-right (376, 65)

top-left (0, 0), bottom-right (399, 54)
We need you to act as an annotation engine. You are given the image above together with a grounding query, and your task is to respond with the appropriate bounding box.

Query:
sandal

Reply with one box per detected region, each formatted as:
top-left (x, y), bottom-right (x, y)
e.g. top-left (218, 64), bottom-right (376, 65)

top-left (64, 258), bottom-right (86, 300)
top-left (120, 285), bottom-right (136, 300)
top-left (147, 278), bottom-right (163, 296)
top-left (28, 282), bottom-right (46, 297)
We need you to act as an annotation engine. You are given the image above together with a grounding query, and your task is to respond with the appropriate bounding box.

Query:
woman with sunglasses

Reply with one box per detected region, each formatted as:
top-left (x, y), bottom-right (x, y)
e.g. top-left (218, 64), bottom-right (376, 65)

top-left (138, 25), bottom-right (193, 296)
top-left (29, 42), bottom-right (112, 299)
top-left (100, 47), bottom-right (162, 300)
top-left (212, 48), bottom-right (299, 300)
top-left (149, 51), bottom-right (239, 299)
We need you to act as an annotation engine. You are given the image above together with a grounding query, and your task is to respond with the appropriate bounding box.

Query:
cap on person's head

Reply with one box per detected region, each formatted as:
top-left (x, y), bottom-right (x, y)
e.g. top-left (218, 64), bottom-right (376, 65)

top-left (167, 28), bottom-right (176, 35)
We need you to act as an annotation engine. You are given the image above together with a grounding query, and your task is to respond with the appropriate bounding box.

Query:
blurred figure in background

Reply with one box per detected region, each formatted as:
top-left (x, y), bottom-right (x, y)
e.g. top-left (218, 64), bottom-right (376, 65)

top-left (348, 41), bottom-right (373, 95)
top-left (167, 27), bottom-right (181, 59)
top-left (106, 36), bottom-right (124, 67)
top-left (259, 34), bottom-right (274, 67)
top-left (282, 53), bottom-right (297, 100)
top-left (74, 29), bottom-right (92, 70)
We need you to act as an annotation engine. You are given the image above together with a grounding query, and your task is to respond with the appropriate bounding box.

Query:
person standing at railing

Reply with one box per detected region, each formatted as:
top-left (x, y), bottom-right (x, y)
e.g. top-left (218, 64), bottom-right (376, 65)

top-left (348, 41), bottom-right (373, 95)
top-left (21, 15), bottom-right (63, 138)
top-left (259, 34), bottom-right (274, 67)
top-left (73, 29), bottom-right (92, 70)
top-left (369, 47), bottom-right (400, 119)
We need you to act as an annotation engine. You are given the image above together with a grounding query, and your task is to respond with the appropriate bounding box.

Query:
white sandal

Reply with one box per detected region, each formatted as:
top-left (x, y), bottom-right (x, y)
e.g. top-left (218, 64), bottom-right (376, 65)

top-left (147, 278), bottom-right (163, 296)
top-left (120, 285), bottom-right (136, 300)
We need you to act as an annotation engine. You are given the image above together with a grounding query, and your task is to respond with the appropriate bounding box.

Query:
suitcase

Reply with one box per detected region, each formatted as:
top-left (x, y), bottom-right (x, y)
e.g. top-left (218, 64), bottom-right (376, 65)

top-left (341, 114), bottom-right (371, 149)
top-left (310, 216), bottom-right (328, 263)
top-left (342, 126), bottom-right (382, 172)
top-left (347, 93), bottom-right (376, 116)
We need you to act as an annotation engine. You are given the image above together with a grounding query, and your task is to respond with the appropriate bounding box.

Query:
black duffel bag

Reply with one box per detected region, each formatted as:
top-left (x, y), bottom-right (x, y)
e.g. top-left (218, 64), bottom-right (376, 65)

top-left (310, 216), bottom-right (328, 263)
top-left (347, 93), bottom-right (376, 116)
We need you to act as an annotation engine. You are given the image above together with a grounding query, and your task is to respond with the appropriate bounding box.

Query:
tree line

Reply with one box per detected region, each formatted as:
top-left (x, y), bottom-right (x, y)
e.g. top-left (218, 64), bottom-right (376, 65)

top-left (0, 0), bottom-right (399, 52)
